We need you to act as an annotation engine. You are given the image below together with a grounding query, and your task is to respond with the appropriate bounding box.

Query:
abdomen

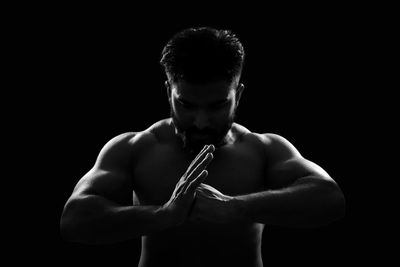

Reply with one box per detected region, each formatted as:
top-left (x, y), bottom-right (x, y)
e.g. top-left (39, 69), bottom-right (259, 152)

top-left (139, 222), bottom-right (264, 267)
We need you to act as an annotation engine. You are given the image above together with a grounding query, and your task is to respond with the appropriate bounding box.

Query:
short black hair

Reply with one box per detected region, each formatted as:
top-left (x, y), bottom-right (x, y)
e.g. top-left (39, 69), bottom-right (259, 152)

top-left (160, 27), bottom-right (245, 84)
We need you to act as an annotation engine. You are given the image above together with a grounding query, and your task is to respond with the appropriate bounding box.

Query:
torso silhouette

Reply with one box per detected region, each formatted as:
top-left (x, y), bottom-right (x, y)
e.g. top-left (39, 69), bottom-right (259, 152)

top-left (126, 118), bottom-right (266, 267)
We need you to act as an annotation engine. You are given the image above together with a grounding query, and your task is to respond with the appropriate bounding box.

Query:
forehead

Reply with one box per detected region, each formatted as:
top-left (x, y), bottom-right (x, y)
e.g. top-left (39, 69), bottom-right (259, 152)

top-left (172, 80), bottom-right (236, 102)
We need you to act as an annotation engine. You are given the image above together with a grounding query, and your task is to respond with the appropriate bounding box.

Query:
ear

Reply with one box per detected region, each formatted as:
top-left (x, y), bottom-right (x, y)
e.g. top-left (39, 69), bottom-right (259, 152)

top-left (235, 83), bottom-right (245, 106)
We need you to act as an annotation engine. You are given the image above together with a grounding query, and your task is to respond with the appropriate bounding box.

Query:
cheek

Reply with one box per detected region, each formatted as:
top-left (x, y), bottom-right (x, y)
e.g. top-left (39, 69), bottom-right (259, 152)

top-left (208, 109), bottom-right (233, 128)
top-left (218, 102), bottom-right (236, 118)
top-left (172, 103), bottom-right (193, 125)
top-left (171, 99), bottom-right (183, 115)
top-left (173, 105), bottom-right (190, 119)
top-left (216, 108), bottom-right (231, 120)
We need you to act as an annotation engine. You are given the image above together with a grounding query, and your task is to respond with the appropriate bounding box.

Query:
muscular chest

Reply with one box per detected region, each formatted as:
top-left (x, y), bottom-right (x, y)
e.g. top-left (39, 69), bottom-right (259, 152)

top-left (132, 144), bottom-right (266, 205)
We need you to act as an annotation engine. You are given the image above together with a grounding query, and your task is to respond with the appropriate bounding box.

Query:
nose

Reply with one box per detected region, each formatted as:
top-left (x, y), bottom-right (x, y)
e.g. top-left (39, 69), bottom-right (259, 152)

top-left (193, 110), bottom-right (209, 129)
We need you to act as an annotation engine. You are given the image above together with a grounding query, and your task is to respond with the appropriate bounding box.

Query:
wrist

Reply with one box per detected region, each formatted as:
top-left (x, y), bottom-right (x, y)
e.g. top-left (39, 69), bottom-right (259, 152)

top-left (157, 204), bottom-right (184, 228)
top-left (156, 205), bottom-right (177, 229)
top-left (231, 195), bottom-right (248, 221)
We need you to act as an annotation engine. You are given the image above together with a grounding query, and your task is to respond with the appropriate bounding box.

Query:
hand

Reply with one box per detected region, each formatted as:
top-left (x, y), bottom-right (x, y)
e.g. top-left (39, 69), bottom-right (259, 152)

top-left (189, 183), bottom-right (242, 224)
top-left (162, 144), bottom-right (215, 225)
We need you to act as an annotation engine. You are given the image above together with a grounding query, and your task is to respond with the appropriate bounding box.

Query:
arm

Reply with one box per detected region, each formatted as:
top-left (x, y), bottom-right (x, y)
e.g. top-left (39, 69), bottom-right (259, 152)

top-left (60, 132), bottom-right (173, 244)
top-left (192, 134), bottom-right (345, 227)
top-left (234, 134), bottom-right (346, 227)
top-left (60, 133), bottom-right (214, 244)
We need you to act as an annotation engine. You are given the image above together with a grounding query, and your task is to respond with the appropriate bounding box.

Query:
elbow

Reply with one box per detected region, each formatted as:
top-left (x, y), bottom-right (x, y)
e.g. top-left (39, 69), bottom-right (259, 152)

top-left (60, 198), bottom-right (86, 243)
top-left (306, 182), bottom-right (346, 228)
top-left (330, 188), bottom-right (346, 222)
top-left (60, 220), bottom-right (73, 242)
top-left (60, 213), bottom-right (80, 243)
top-left (302, 196), bottom-right (345, 228)
top-left (60, 198), bottom-right (101, 245)
top-left (317, 185), bottom-right (346, 227)
top-left (60, 215), bottom-right (102, 245)
top-left (325, 178), bottom-right (346, 223)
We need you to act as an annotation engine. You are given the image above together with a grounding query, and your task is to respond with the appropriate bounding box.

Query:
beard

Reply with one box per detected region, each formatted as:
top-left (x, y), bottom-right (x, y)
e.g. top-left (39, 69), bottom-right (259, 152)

top-left (170, 108), bottom-right (236, 154)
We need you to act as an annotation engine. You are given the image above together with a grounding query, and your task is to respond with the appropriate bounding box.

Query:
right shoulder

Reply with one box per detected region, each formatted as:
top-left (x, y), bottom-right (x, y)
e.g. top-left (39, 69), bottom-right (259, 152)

top-left (94, 118), bottom-right (172, 170)
top-left (94, 130), bottom-right (158, 171)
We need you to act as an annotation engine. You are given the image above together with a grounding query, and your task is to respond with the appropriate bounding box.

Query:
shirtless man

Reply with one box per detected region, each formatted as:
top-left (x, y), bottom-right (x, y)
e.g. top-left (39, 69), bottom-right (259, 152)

top-left (60, 27), bottom-right (345, 267)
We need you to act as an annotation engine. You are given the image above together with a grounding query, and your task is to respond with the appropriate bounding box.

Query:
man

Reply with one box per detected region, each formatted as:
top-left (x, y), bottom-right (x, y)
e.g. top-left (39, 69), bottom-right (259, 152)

top-left (60, 27), bottom-right (345, 267)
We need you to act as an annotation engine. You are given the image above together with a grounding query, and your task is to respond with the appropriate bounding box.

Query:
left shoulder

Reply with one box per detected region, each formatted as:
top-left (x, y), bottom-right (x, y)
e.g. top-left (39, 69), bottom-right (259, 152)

top-left (231, 123), bottom-right (264, 151)
top-left (262, 133), bottom-right (301, 155)
top-left (230, 124), bottom-right (300, 162)
top-left (247, 132), bottom-right (333, 188)
top-left (242, 131), bottom-right (302, 163)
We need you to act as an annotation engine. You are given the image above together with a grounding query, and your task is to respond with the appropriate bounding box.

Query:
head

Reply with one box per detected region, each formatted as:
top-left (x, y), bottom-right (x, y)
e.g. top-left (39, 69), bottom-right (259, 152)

top-left (160, 27), bottom-right (245, 153)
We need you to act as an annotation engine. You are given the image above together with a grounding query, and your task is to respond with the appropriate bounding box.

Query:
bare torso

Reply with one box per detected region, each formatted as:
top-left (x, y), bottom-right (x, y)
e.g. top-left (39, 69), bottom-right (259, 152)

top-left (132, 118), bottom-right (266, 267)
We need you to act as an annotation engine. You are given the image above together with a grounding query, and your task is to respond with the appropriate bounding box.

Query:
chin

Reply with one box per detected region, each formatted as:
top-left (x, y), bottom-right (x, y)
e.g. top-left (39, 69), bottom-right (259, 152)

top-left (189, 135), bottom-right (223, 148)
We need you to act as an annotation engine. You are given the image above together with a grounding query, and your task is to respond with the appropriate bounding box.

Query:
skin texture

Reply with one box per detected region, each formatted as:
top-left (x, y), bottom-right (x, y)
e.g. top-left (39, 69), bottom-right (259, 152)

top-left (60, 80), bottom-right (345, 267)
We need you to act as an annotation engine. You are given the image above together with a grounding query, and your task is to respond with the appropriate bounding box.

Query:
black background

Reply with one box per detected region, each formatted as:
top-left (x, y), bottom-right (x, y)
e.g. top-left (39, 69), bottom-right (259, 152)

top-left (13, 4), bottom-right (392, 266)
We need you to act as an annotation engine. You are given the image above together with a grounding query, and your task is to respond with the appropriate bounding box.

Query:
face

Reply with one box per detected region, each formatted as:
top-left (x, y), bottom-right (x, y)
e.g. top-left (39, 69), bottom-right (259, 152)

top-left (167, 79), bottom-right (244, 154)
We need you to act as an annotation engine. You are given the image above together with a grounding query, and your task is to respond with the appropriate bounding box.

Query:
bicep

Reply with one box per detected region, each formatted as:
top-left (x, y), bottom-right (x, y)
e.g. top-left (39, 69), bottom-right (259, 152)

top-left (72, 168), bottom-right (134, 205)
top-left (262, 133), bottom-right (333, 189)
top-left (266, 157), bottom-right (333, 189)
top-left (71, 133), bottom-right (137, 205)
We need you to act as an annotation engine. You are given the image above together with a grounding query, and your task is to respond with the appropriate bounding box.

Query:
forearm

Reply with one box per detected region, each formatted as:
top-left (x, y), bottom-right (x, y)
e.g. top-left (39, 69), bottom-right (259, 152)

top-left (61, 195), bottom-right (173, 244)
top-left (234, 176), bottom-right (345, 227)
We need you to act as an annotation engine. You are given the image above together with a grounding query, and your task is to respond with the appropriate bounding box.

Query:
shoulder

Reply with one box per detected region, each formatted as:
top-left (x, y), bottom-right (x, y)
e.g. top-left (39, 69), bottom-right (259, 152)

top-left (94, 120), bottom-right (168, 170)
top-left (146, 118), bottom-right (175, 142)
top-left (230, 123), bottom-right (273, 147)
top-left (228, 123), bottom-right (266, 156)
top-left (257, 133), bottom-right (299, 151)
top-left (234, 127), bottom-right (302, 164)
top-left (100, 118), bottom-right (172, 153)
top-left (260, 133), bottom-right (302, 162)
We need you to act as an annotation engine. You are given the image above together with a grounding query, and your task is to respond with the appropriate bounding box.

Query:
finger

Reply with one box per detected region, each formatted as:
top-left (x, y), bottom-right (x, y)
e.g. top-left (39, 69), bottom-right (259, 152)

top-left (187, 152), bottom-right (213, 182)
top-left (185, 145), bottom-right (213, 178)
top-left (185, 170), bottom-right (208, 195)
top-left (191, 144), bottom-right (214, 168)
top-left (195, 185), bottom-right (210, 195)
top-left (193, 144), bottom-right (209, 163)
top-left (185, 145), bottom-right (208, 176)
top-left (196, 183), bottom-right (215, 192)
top-left (191, 144), bottom-right (215, 168)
